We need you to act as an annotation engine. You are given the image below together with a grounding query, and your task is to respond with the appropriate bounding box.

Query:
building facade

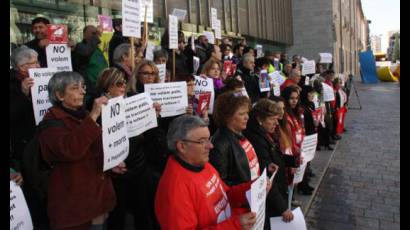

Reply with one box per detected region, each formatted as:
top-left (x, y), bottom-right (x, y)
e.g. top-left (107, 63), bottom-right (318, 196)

top-left (10, 0), bottom-right (294, 52)
top-left (287, 0), bottom-right (368, 78)
top-left (370, 34), bottom-right (382, 54)
top-left (387, 31), bottom-right (400, 61)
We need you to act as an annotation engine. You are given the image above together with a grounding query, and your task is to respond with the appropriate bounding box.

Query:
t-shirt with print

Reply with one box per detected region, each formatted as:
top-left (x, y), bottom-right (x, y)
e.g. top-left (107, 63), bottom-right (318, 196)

top-left (239, 138), bottom-right (260, 180)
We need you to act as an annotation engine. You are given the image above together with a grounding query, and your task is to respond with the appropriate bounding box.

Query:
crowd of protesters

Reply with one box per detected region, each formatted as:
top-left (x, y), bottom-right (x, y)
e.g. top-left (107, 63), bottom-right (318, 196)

top-left (10, 16), bottom-right (349, 230)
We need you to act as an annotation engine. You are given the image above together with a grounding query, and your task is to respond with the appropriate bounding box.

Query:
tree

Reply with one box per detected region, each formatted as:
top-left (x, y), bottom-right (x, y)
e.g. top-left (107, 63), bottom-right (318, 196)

top-left (392, 33), bottom-right (400, 62)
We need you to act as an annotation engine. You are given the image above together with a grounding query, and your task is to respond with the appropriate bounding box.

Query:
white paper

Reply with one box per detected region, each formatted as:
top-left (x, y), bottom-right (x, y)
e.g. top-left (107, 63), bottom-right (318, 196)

top-left (211, 8), bottom-right (218, 29)
top-left (102, 96), bottom-right (129, 171)
top-left (124, 93), bottom-right (157, 138)
top-left (168, 15), bottom-right (179, 49)
top-left (214, 19), bottom-right (222, 40)
top-left (269, 169), bottom-right (278, 183)
top-left (122, 0), bottom-right (141, 38)
top-left (273, 84), bottom-right (281, 96)
top-left (305, 76), bottom-right (310, 86)
top-left (140, 0), bottom-right (154, 23)
top-left (256, 45), bottom-right (263, 58)
top-left (293, 162), bottom-right (307, 184)
top-left (193, 56), bottom-right (200, 74)
top-left (156, 64), bottom-right (167, 83)
top-left (203, 31), bottom-right (215, 45)
top-left (319, 53), bottom-right (333, 64)
top-left (172, 8), bottom-right (187, 21)
top-left (301, 134), bottom-right (318, 162)
top-left (145, 42), bottom-right (155, 61)
top-left (301, 57), bottom-right (308, 63)
top-left (191, 34), bottom-right (196, 52)
top-left (259, 70), bottom-right (270, 92)
top-left (144, 82), bottom-right (188, 118)
top-left (10, 181), bottom-right (33, 230)
top-left (301, 60), bottom-right (316, 75)
top-left (269, 71), bottom-right (286, 86)
top-left (194, 76), bottom-right (215, 114)
top-left (29, 68), bottom-right (58, 125)
top-left (322, 82), bottom-right (335, 102)
top-left (247, 169), bottom-right (267, 230)
top-left (269, 207), bottom-right (307, 230)
top-left (46, 44), bottom-right (72, 72)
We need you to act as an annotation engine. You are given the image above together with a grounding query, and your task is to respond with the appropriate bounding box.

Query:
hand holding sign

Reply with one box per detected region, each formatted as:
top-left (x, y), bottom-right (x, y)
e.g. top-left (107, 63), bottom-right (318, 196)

top-left (90, 96), bottom-right (109, 122)
top-left (21, 77), bottom-right (35, 96)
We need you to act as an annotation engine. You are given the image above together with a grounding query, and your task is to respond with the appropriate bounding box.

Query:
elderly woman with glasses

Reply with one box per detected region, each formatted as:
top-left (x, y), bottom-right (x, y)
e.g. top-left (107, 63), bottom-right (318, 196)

top-left (38, 71), bottom-right (127, 230)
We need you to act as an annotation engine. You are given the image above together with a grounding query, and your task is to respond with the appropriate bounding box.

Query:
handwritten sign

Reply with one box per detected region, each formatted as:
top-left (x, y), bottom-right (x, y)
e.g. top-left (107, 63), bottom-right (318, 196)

top-left (144, 82), bottom-right (188, 118)
top-left (140, 0), bottom-right (154, 23)
top-left (172, 8), bottom-right (187, 21)
top-left (301, 134), bottom-right (318, 162)
top-left (168, 15), bottom-right (179, 49)
top-left (124, 93), bottom-right (157, 138)
top-left (47, 24), bottom-right (68, 44)
top-left (29, 68), bottom-right (57, 125)
top-left (102, 96), bottom-right (129, 171)
top-left (46, 44), bottom-right (72, 72)
top-left (98, 15), bottom-right (113, 32)
top-left (10, 181), bottom-right (33, 230)
top-left (122, 0), bottom-right (141, 38)
top-left (214, 19), bottom-right (222, 40)
top-left (194, 76), bottom-right (215, 114)
top-left (319, 53), bottom-right (333, 64)
top-left (211, 8), bottom-right (218, 29)
top-left (302, 60), bottom-right (316, 75)
top-left (203, 31), bottom-right (215, 45)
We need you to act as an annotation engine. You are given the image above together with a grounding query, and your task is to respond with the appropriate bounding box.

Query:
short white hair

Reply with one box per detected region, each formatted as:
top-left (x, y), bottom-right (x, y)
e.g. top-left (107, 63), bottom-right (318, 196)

top-left (10, 45), bottom-right (38, 69)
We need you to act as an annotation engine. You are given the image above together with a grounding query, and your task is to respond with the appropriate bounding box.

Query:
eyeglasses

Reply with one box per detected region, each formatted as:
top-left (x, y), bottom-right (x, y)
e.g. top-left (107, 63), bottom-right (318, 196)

top-left (23, 60), bottom-right (39, 66)
top-left (115, 79), bottom-right (127, 87)
top-left (182, 138), bottom-right (212, 146)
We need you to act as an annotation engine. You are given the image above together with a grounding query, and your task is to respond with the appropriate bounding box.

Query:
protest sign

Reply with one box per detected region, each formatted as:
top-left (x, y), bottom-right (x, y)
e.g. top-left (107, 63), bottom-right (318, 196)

top-left (246, 169), bottom-right (267, 230)
top-left (122, 0), bottom-right (141, 38)
top-left (322, 82), bottom-right (335, 102)
top-left (293, 162), bottom-right (307, 184)
top-left (319, 53), bottom-right (333, 64)
top-left (140, 0), bottom-right (154, 23)
top-left (156, 64), bottom-right (167, 83)
top-left (144, 82), bottom-right (188, 117)
top-left (203, 31), bottom-right (215, 45)
top-left (223, 60), bottom-right (233, 76)
top-left (194, 92), bottom-right (211, 115)
top-left (269, 71), bottom-right (286, 86)
top-left (98, 15), bottom-right (113, 32)
top-left (312, 107), bottom-right (323, 124)
top-left (259, 70), bottom-right (270, 92)
top-left (46, 44), bottom-right (72, 71)
top-left (29, 68), bottom-right (58, 125)
top-left (194, 76), bottom-right (215, 114)
top-left (273, 84), bottom-right (281, 96)
top-left (256, 45), bottom-right (263, 58)
top-left (124, 93), bottom-right (157, 138)
top-left (102, 96), bottom-right (129, 171)
top-left (168, 15), bottom-right (179, 49)
top-left (301, 134), bottom-right (318, 162)
top-left (302, 60), bottom-right (316, 75)
top-left (193, 56), bottom-right (200, 74)
top-left (305, 76), bottom-right (310, 86)
top-left (172, 8), bottom-right (187, 21)
top-left (214, 19), bottom-right (222, 40)
top-left (10, 181), bottom-right (33, 230)
top-left (145, 42), bottom-right (156, 61)
top-left (47, 24), bottom-right (68, 44)
top-left (269, 207), bottom-right (307, 230)
top-left (211, 8), bottom-right (218, 29)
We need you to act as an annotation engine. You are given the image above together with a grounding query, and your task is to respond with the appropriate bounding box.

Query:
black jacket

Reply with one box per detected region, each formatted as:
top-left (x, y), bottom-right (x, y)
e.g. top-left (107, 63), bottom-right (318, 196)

top-left (166, 49), bottom-right (190, 78)
top-left (108, 31), bottom-right (129, 67)
top-left (209, 127), bottom-right (252, 186)
top-left (236, 65), bottom-right (264, 104)
top-left (243, 115), bottom-right (288, 217)
top-left (25, 39), bottom-right (47, 68)
top-left (302, 103), bottom-right (317, 135)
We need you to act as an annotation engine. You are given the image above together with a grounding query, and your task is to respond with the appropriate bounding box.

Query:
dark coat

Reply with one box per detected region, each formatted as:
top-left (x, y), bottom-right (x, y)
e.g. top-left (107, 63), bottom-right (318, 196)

top-left (302, 103), bottom-right (317, 135)
top-left (25, 39), bottom-right (47, 67)
top-left (209, 127), bottom-right (252, 186)
top-left (108, 31), bottom-right (129, 67)
top-left (236, 65), bottom-right (264, 104)
top-left (39, 107), bottom-right (116, 229)
top-left (243, 115), bottom-right (288, 217)
top-left (166, 49), bottom-right (190, 79)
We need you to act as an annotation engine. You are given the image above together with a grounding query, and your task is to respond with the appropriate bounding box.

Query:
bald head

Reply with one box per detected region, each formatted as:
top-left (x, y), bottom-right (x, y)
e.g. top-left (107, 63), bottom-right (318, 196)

top-left (290, 68), bottom-right (301, 83)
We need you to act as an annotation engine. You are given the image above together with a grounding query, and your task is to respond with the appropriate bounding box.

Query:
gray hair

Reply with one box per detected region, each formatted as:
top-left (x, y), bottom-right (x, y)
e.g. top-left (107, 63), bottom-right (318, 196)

top-left (167, 115), bottom-right (207, 153)
top-left (242, 53), bottom-right (254, 63)
top-left (153, 49), bottom-right (169, 62)
top-left (48, 71), bottom-right (84, 106)
top-left (10, 45), bottom-right (38, 69)
top-left (113, 43), bottom-right (131, 64)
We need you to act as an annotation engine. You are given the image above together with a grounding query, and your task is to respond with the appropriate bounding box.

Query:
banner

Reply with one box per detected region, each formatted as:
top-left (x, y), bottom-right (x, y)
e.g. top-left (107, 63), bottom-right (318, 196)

top-left (246, 169), bottom-right (267, 230)
top-left (124, 93), bottom-right (157, 138)
top-left (98, 15), bottom-right (113, 32)
top-left (270, 207), bottom-right (307, 230)
top-left (122, 0), bottom-right (141, 38)
top-left (194, 76), bottom-right (215, 114)
top-left (168, 15), bottom-right (179, 49)
top-left (10, 181), bottom-right (33, 230)
top-left (302, 60), bottom-right (316, 75)
top-left (29, 68), bottom-right (58, 125)
top-left (46, 44), bottom-right (73, 72)
top-left (102, 96), bottom-right (129, 171)
top-left (47, 24), bottom-right (68, 44)
top-left (144, 82), bottom-right (188, 117)
top-left (301, 134), bottom-right (318, 162)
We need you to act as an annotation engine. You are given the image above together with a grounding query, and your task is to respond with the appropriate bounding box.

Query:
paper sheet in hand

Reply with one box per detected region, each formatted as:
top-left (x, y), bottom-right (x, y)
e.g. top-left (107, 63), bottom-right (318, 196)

top-left (301, 134), bottom-right (318, 162)
top-left (322, 82), bottom-right (335, 102)
top-left (302, 60), bottom-right (316, 75)
top-left (269, 207), bottom-right (307, 230)
top-left (246, 169), bottom-right (267, 230)
top-left (156, 64), bottom-right (167, 83)
top-left (46, 44), bottom-right (73, 72)
top-left (194, 76), bottom-right (215, 114)
top-left (124, 93), bottom-right (157, 138)
top-left (293, 162), bottom-right (307, 184)
top-left (270, 71), bottom-right (286, 86)
top-left (10, 181), bottom-right (33, 230)
top-left (144, 82), bottom-right (188, 117)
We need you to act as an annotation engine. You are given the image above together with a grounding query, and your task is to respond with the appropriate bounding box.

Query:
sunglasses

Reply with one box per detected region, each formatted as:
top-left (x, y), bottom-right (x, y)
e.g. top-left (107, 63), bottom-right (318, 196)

top-left (114, 79), bottom-right (127, 87)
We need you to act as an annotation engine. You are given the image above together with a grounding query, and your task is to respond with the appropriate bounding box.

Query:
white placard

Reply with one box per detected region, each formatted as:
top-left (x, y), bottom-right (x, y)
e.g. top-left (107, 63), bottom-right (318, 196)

top-left (301, 57), bottom-right (308, 63)
top-left (102, 96), bottom-right (129, 171)
top-left (246, 169), bottom-right (267, 230)
top-left (293, 162), bottom-right (307, 184)
top-left (145, 42), bottom-right (155, 61)
top-left (301, 60), bottom-right (316, 75)
top-left (144, 82), bottom-right (188, 118)
top-left (29, 68), bottom-right (58, 125)
top-left (269, 168), bottom-right (278, 183)
top-left (259, 70), bottom-right (270, 92)
top-left (256, 44), bottom-right (263, 58)
top-left (193, 56), bottom-right (200, 74)
top-left (172, 8), bottom-right (187, 21)
top-left (168, 15), bottom-right (179, 49)
top-left (269, 207), bottom-right (307, 230)
top-left (214, 19), bottom-right (222, 40)
top-left (319, 53), bottom-right (333, 64)
top-left (211, 8), bottom-right (218, 29)
top-left (301, 134), bottom-right (318, 162)
top-left (194, 76), bottom-right (215, 114)
top-left (124, 93), bottom-right (157, 138)
top-left (10, 181), bottom-right (33, 230)
top-left (46, 44), bottom-right (72, 72)
top-left (273, 84), bottom-right (281, 96)
top-left (156, 64), bottom-right (167, 83)
top-left (322, 82), bottom-right (335, 102)
top-left (203, 31), bottom-right (215, 45)
top-left (269, 71), bottom-right (286, 86)
top-left (305, 76), bottom-right (310, 86)
top-left (140, 0), bottom-right (154, 23)
top-left (122, 0), bottom-right (141, 38)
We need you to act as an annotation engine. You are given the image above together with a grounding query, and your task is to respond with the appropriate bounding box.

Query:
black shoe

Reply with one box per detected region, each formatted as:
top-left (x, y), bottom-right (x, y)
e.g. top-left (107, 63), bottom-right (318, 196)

top-left (325, 145), bottom-right (334, 151)
top-left (329, 140), bottom-right (336, 145)
top-left (306, 171), bottom-right (316, 178)
top-left (332, 135), bottom-right (342, 140)
top-left (297, 187), bottom-right (313, 195)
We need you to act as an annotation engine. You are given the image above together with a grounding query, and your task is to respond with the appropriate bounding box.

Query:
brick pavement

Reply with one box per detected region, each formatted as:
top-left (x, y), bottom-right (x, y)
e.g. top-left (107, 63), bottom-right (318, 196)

top-left (306, 82), bottom-right (400, 230)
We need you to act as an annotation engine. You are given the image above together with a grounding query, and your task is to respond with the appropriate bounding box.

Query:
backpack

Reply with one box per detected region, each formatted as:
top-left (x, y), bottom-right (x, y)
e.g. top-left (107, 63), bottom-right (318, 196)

top-left (21, 119), bottom-right (64, 202)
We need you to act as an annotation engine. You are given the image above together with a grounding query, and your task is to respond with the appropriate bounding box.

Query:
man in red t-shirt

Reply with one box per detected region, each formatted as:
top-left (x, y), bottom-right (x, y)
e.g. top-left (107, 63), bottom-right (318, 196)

top-left (155, 115), bottom-right (257, 230)
top-left (281, 68), bottom-right (302, 92)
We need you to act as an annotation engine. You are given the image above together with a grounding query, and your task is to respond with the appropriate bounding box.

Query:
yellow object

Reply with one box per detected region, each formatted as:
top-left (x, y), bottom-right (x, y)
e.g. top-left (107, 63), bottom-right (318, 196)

top-left (377, 66), bottom-right (398, 82)
top-left (394, 64), bottom-right (400, 80)
top-left (98, 32), bottom-right (113, 64)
